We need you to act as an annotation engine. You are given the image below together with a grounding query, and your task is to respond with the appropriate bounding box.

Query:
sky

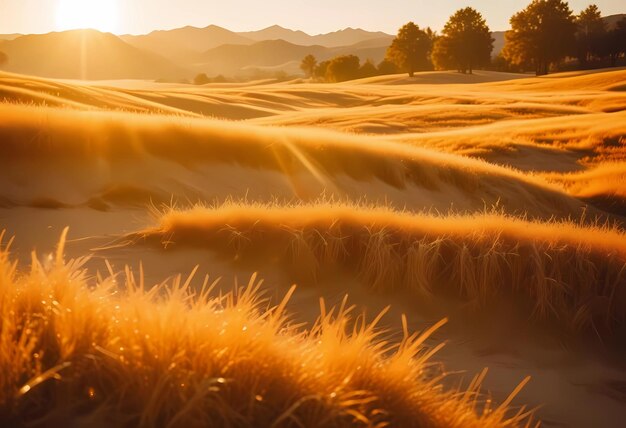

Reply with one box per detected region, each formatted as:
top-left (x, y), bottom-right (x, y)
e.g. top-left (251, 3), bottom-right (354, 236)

top-left (0, 0), bottom-right (624, 35)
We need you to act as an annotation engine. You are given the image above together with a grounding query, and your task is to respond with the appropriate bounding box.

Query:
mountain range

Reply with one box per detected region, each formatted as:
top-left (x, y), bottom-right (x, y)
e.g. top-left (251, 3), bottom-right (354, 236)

top-left (0, 15), bottom-right (623, 80)
top-left (0, 25), bottom-right (393, 80)
top-left (0, 29), bottom-right (187, 80)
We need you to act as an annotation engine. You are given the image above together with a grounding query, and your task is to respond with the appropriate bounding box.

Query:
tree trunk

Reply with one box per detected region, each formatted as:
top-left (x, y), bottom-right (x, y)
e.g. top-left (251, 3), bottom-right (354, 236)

top-left (536, 61), bottom-right (549, 76)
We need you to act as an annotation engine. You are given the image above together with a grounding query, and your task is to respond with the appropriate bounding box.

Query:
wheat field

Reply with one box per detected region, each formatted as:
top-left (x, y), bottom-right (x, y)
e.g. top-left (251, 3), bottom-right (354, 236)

top-left (1, 68), bottom-right (626, 427)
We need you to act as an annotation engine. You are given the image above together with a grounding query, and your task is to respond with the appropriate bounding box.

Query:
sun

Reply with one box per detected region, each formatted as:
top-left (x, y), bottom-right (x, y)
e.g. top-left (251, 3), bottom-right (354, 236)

top-left (56, 0), bottom-right (119, 33)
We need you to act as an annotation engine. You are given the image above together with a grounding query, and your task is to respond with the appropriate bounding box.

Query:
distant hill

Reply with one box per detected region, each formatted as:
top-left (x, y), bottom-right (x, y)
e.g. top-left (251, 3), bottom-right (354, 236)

top-left (604, 13), bottom-right (626, 29)
top-left (341, 36), bottom-right (393, 49)
top-left (0, 29), bottom-right (189, 80)
top-left (309, 28), bottom-right (393, 48)
top-left (238, 25), bottom-right (313, 45)
top-left (491, 32), bottom-right (506, 57)
top-left (238, 25), bottom-right (393, 48)
top-left (122, 25), bottom-right (253, 62)
top-left (0, 26), bottom-right (392, 80)
top-left (0, 34), bottom-right (21, 41)
top-left (197, 39), bottom-right (389, 76)
top-left (198, 40), bottom-right (329, 75)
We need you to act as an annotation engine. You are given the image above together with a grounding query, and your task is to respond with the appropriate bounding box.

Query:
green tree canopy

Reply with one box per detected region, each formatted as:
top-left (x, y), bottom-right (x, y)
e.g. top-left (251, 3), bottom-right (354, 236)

top-left (503, 0), bottom-right (577, 75)
top-left (576, 4), bottom-right (607, 65)
top-left (300, 54), bottom-right (317, 78)
top-left (432, 7), bottom-right (493, 74)
top-left (386, 22), bottom-right (433, 77)
top-left (325, 55), bottom-right (360, 82)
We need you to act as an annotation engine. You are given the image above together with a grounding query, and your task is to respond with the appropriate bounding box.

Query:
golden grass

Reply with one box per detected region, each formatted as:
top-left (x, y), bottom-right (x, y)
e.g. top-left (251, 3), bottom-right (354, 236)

top-left (0, 102), bottom-right (586, 218)
top-left (0, 230), bottom-right (533, 427)
top-left (139, 202), bottom-right (626, 332)
top-left (543, 163), bottom-right (626, 198)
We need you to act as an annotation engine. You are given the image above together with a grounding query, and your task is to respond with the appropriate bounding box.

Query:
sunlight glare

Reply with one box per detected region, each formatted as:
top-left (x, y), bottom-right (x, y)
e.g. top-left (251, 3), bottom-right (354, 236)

top-left (56, 0), bottom-right (119, 33)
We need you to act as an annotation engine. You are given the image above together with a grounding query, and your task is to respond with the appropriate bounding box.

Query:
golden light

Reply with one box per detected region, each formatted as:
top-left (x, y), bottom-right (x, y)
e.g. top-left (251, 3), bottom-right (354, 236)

top-left (56, 0), bottom-right (119, 33)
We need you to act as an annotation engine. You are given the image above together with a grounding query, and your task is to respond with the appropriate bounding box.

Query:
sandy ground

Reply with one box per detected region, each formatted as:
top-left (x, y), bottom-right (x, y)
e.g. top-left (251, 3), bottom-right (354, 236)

top-left (1, 68), bottom-right (626, 426)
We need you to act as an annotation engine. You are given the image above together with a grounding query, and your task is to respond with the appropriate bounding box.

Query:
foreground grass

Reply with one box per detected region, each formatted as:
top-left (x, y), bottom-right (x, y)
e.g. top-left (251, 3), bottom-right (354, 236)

top-left (0, 229), bottom-right (533, 428)
top-left (139, 202), bottom-right (626, 333)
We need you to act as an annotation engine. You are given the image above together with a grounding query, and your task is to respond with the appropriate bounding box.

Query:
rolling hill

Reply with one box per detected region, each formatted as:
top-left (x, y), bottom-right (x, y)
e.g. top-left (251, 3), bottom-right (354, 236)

top-left (238, 25), bottom-right (314, 45)
top-left (0, 34), bottom-right (21, 41)
top-left (1, 67), bottom-right (626, 427)
top-left (198, 39), bottom-right (389, 76)
top-left (122, 25), bottom-right (393, 75)
top-left (604, 13), bottom-right (626, 29)
top-left (121, 25), bottom-right (254, 62)
top-left (239, 25), bottom-right (393, 47)
top-left (0, 29), bottom-right (189, 80)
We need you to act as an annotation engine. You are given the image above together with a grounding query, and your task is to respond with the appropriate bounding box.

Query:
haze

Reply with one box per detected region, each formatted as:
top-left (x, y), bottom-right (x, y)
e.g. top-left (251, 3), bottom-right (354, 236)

top-left (1, 0), bottom-right (626, 427)
top-left (0, 0), bottom-right (624, 34)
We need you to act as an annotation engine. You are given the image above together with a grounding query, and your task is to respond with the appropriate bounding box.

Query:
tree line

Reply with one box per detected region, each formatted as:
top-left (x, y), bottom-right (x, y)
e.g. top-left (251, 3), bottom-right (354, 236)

top-left (302, 0), bottom-right (626, 81)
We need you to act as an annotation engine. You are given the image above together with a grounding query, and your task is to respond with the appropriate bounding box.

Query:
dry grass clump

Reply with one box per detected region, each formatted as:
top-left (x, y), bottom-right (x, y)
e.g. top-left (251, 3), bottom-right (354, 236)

top-left (543, 163), bottom-right (626, 198)
top-left (141, 202), bottom-right (626, 332)
top-left (0, 230), bottom-right (533, 428)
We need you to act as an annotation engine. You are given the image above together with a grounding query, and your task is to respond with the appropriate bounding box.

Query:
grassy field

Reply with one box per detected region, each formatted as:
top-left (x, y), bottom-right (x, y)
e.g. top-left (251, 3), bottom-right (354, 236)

top-left (1, 68), bottom-right (625, 427)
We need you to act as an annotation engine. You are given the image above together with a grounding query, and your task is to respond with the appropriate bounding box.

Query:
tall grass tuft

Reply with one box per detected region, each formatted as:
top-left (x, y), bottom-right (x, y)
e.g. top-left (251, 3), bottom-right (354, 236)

top-left (141, 201), bottom-right (626, 332)
top-left (0, 229), bottom-right (533, 427)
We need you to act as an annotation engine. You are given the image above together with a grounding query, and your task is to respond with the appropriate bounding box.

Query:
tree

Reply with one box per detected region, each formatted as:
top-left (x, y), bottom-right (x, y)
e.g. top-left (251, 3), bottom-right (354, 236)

top-left (603, 17), bottom-right (626, 66)
top-left (386, 22), bottom-right (432, 77)
top-left (491, 53), bottom-right (523, 73)
top-left (300, 54), bottom-right (317, 78)
top-left (314, 60), bottom-right (330, 80)
top-left (325, 55), bottom-right (360, 82)
top-left (576, 4), bottom-right (606, 66)
top-left (359, 59), bottom-right (378, 78)
top-left (377, 59), bottom-right (399, 75)
top-left (432, 7), bottom-right (493, 74)
top-left (502, 0), bottom-right (577, 75)
top-left (431, 34), bottom-right (455, 71)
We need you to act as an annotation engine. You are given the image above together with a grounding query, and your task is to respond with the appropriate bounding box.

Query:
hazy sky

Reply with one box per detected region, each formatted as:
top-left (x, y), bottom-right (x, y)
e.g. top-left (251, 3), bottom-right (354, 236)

top-left (0, 0), bottom-right (624, 35)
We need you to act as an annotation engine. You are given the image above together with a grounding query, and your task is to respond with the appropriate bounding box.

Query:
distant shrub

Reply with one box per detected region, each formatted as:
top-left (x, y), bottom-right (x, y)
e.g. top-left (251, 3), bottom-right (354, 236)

top-left (212, 74), bottom-right (227, 83)
top-left (358, 59), bottom-right (378, 78)
top-left (313, 60), bottom-right (330, 80)
top-left (377, 59), bottom-right (399, 75)
top-left (300, 54), bottom-right (317, 78)
top-left (326, 55), bottom-right (360, 82)
top-left (193, 73), bottom-right (211, 85)
top-left (490, 53), bottom-right (523, 73)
